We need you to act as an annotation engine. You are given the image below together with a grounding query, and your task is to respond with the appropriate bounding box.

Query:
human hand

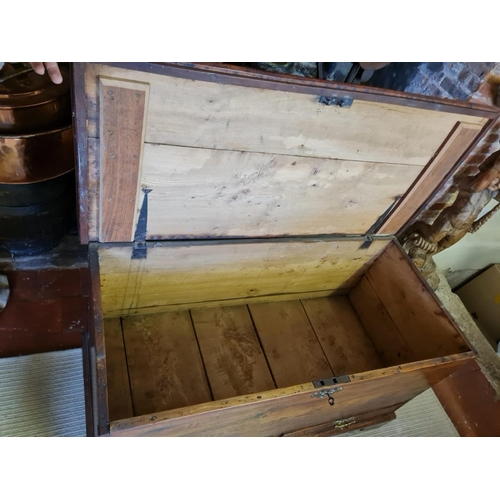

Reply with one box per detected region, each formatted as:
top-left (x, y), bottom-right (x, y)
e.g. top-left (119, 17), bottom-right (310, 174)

top-left (29, 62), bottom-right (63, 84)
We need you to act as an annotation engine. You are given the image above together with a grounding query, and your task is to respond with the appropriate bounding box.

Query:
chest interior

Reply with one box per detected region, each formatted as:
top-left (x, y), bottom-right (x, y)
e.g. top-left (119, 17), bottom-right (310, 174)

top-left (95, 238), bottom-right (470, 422)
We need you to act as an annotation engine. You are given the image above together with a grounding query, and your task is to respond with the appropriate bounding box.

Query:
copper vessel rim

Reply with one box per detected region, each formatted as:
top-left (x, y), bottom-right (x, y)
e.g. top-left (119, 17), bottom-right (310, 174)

top-left (0, 124), bottom-right (73, 140)
top-left (0, 169), bottom-right (74, 186)
top-left (0, 97), bottom-right (67, 109)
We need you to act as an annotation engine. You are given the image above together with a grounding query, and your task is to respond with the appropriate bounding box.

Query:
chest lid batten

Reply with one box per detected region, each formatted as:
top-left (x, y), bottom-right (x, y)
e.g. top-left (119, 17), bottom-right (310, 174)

top-left (74, 62), bottom-right (495, 246)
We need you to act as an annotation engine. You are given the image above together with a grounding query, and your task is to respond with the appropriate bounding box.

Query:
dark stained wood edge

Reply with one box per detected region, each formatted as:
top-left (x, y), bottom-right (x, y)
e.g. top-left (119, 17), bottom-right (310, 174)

top-left (71, 63), bottom-right (90, 244)
top-left (100, 62), bottom-right (500, 119)
top-left (89, 243), bottom-right (111, 435)
top-left (433, 359), bottom-right (500, 437)
top-left (81, 329), bottom-right (95, 437)
top-left (389, 240), bottom-right (477, 354)
top-left (395, 117), bottom-right (497, 236)
top-left (284, 404), bottom-right (400, 437)
top-left (98, 79), bottom-right (149, 242)
top-left (109, 351), bottom-right (474, 435)
top-left (374, 121), bottom-right (463, 235)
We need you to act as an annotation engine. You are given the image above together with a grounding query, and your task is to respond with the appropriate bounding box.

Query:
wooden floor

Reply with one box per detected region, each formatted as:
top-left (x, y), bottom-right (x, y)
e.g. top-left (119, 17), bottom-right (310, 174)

top-left (104, 296), bottom-right (385, 421)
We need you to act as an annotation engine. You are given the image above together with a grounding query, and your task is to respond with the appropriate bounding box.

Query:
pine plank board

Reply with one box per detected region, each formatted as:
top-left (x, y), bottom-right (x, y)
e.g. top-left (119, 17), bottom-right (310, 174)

top-left (98, 239), bottom-right (388, 317)
top-left (248, 301), bottom-right (333, 387)
top-left (121, 311), bottom-right (212, 415)
top-left (379, 122), bottom-right (483, 234)
top-left (103, 317), bottom-right (134, 421)
top-left (366, 243), bottom-right (470, 360)
top-left (142, 144), bottom-right (422, 238)
top-left (301, 296), bottom-right (384, 375)
top-left (191, 306), bottom-right (275, 400)
top-left (110, 354), bottom-right (473, 436)
top-left (85, 64), bottom-right (486, 167)
top-left (98, 78), bottom-right (149, 242)
top-left (348, 276), bottom-right (416, 366)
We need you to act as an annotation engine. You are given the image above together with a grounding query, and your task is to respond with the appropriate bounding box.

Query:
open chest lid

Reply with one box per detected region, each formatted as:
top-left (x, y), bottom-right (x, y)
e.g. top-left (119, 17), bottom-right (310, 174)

top-left (72, 63), bottom-right (498, 246)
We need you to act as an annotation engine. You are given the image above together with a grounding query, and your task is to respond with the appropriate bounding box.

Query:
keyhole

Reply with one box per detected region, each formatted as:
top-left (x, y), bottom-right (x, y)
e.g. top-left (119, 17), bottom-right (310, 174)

top-left (328, 396), bottom-right (335, 406)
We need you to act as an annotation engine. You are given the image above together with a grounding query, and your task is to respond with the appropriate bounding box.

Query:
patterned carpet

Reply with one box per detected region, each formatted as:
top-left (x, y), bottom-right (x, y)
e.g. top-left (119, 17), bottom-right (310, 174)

top-left (0, 349), bottom-right (86, 437)
top-left (0, 349), bottom-right (458, 437)
top-left (338, 389), bottom-right (458, 437)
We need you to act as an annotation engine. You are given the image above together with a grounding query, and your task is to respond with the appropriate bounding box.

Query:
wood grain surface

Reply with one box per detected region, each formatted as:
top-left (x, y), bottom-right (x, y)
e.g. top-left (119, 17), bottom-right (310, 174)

top-left (103, 317), bottom-right (134, 420)
top-left (81, 64), bottom-right (491, 242)
top-left (109, 354), bottom-right (473, 436)
top-left (85, 64), bottom-right (485, 166)
top-left (99, 78), bottom-right (149, 242)
top-left (349, 276), bottom-right (416, 366)
top-left (121, 311), bottom-right (212, 415)
top-left (301, 296), bottom-right (384, 375)
top-left (191, 306), bottom-right (275, 400)
top-left (98, 239), bottom-right (388, 317)
top-left (366, 243), bottom-right (469, 359)
top-left (142, 144), bottom-right (421, 238)
top-left (248, 301), bottom-right (333, 387)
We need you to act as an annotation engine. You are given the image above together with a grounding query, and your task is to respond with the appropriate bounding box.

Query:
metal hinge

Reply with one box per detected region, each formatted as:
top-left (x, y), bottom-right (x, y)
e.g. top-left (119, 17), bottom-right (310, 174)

top-left (131, 188), bottom-right (152, 260)
top-left (359, 195), bottom-right (403, 250)
top-left (359, 234), bottom-right (374, 249)
top-left (318, 95), bottom-right (354, 108)
top-left (132, 240), bottom-right (147, 259)
top-left (316, 62), bottom-right (354, 108)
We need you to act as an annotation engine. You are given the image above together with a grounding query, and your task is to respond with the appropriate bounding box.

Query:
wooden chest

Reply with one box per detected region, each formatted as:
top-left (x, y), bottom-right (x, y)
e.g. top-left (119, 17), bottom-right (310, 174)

top-left (73, 63), bottom-right (499, 437)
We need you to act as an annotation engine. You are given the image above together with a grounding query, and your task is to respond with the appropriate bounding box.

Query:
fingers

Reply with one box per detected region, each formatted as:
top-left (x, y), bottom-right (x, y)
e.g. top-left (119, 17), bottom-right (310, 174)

top-left (30, 62), bottom-right (46, 75)
top-left (44, 62), bottom-right (63, 84)
top-left (29, 62), bottom-right (63, 84)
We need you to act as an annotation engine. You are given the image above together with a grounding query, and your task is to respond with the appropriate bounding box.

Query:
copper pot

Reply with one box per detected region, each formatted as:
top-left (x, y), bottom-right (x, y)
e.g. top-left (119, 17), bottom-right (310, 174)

top-left (0, 63), bottom-right (71, 134)
top-left (0, 125), bottom-right (74, 184)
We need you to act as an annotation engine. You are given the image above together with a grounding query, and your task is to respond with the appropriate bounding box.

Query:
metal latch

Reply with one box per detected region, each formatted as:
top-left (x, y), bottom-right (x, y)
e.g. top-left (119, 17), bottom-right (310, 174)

top-left (310, 386), bottom-right (343, 399)
top-left (310, 375), bottom-right (351, 405)
top-left (312, 375), bottom-right (351, 389)
top-left (131, 188), bottom-right (152, 260)
top-left (318, 95), bottom-right (354, 107)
